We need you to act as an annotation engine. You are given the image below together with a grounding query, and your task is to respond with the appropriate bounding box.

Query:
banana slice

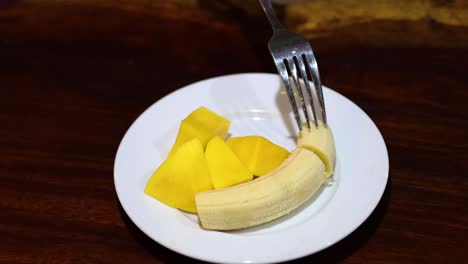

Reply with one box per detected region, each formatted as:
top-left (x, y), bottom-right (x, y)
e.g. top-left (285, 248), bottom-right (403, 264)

top-left (298, 121), bottom-right (335, 177)
top-left (195, 124), bottom-right (335, 230)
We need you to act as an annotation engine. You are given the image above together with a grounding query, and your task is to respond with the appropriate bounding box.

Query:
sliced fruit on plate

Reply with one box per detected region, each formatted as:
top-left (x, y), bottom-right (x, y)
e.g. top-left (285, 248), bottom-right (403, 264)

top-left (170, 106), bottom-right (230, 155)
top-left (205, 136), bottom-right (253, 189)
top-left (145, 138), bottom-right (213, 213)
top-left (227, 136), bottom-right (290, 176)
top-left (144, 105), bottom-right (336, 231)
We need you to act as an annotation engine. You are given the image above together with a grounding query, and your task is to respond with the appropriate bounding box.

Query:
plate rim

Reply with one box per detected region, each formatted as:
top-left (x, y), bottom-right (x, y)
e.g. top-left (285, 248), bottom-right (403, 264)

top-left (113, 72), bottom-right (389, 263)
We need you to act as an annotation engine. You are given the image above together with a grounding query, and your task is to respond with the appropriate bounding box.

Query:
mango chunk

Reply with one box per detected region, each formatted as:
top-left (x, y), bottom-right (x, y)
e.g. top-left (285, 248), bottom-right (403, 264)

top-left (227, 136), bottom-right (290, 176)
top-left (170, 107), bottom-right (230, 155)
top-left (145, 138), bottom-right (213, 213)
top-left (205, 137), bottom-right (253, 189)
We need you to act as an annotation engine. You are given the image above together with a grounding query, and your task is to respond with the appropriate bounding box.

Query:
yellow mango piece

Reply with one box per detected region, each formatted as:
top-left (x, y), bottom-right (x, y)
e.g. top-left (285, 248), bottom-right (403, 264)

top-left (170, 107), bottom-right (230, 155)
top-left (227, 136), bottom-right (290, 176)
top-left (145, 138), bottom-right (213, 213)
top-left (205, 137), bottom-right (253, 189)
top-left (226, 137), bottom-right (256, 172)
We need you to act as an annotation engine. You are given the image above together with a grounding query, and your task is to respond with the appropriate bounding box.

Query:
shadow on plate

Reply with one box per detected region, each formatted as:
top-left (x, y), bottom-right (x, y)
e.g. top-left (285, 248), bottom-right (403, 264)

top-left (285, 176), bottom-right (392, 263)
top-left (276, 85), bottom-right (297, 139)
top-left (117, 201), bottom-right (206, 264)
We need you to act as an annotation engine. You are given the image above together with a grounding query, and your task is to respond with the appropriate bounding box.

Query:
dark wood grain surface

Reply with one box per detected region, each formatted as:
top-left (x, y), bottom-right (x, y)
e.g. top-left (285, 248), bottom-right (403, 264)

top-left (1, 1), bottom-right (467, 263)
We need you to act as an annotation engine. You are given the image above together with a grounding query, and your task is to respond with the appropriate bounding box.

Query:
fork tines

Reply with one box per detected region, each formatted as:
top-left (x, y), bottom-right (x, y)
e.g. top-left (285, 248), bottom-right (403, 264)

top-left (258, 0), bottom-right (327, 130)
top-left (277, 54), bottom-right (327, 131)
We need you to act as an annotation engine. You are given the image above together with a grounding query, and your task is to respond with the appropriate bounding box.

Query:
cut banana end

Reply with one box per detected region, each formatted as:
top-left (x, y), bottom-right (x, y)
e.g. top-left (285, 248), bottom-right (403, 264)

top-left (297, 121), bottom-right (336, 178)
top-left (195, 148), bottom-right (327, 230)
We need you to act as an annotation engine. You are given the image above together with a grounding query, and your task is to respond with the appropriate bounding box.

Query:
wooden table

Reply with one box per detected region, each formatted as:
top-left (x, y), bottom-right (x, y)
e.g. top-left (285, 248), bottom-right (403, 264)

top-left (1, 1), bottom-right (467, 263)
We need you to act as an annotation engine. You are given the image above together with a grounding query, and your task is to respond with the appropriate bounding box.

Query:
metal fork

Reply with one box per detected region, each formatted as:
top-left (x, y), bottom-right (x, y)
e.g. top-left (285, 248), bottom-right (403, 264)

top-left (259, 0), bottom-right (327, 130)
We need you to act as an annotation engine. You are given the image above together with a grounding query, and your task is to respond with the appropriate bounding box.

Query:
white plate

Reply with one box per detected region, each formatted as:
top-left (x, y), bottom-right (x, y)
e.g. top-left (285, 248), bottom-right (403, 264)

top-left (114, 73), bottom-right (389, 263)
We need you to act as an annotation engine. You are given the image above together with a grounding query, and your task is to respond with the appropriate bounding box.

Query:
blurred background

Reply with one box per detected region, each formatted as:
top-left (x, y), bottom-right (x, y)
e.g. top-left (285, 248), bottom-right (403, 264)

top-left (2, 0), bottom-right (466, 116)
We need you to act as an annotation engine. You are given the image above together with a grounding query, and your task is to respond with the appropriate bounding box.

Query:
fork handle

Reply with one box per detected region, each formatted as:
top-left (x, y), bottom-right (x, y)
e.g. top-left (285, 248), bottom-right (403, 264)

top-left (258, 0), bottom-right (285, 31)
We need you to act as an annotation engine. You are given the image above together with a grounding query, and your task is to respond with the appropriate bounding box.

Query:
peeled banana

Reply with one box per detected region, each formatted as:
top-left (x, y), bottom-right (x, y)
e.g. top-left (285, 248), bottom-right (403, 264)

top-left (195, 123), bottom-right (336, 230)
